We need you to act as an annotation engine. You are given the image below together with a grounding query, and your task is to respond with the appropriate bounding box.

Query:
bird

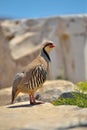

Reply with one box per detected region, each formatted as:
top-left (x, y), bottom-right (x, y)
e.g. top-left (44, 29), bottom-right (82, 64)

top-left (11, 41), bottom-right (55, 105)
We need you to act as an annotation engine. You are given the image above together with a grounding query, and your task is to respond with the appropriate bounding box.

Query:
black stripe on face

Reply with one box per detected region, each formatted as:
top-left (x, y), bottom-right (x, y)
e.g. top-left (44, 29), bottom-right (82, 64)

top-left (43, 48), bottom-right (51, 62)
top-left (44, 43), bottom-right (54, 48)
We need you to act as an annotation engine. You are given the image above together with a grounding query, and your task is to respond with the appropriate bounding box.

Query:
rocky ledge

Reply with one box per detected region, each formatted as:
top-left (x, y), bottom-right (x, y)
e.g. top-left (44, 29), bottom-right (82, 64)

top-left (0, 102), bottom-right (87, 130)
top-left (0, 80), bottom-right (87, 130)
top-left (0, 80), bottom-right (77, 106)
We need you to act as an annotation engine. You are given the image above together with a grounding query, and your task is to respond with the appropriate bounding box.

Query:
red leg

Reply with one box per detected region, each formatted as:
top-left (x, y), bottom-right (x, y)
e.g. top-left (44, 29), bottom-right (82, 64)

top-left (29, 94), bottom-right (34, 105)
top-left (29, 94), bottom-right (43, 105)
top-left (29, 94), bottom-right (36, 105)
top-left (32, 94), bottom-right (35, 104)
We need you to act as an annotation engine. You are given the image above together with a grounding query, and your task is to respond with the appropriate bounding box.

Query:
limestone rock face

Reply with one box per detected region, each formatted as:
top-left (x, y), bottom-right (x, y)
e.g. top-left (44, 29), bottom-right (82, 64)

top-left (0, 25), bottom-right (16, 88)
top-left (0, 102), bottom-right (87, 130)
top-left (0, 15), bottom-right (87, 88)
top-left (0, 24), bottom-right (41, 88)
top-left (0, 80), bottom-right (87, 130)
top-left (0, 80), bottom-right (77, 106)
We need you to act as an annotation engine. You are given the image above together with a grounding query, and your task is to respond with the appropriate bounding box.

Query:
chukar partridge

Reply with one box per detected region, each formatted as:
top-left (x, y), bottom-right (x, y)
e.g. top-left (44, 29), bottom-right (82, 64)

top-left (11, 41), bottom-right (55, 105)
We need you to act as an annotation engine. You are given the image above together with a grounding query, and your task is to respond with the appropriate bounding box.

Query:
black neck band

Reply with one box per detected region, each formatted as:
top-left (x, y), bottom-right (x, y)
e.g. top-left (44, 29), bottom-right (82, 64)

top-left (43, 48), bottom-right (51, 62)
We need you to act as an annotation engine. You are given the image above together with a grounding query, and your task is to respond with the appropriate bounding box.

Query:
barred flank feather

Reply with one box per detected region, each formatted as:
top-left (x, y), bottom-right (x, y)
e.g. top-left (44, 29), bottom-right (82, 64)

top-left (25, 65), bottom-right (47, 91)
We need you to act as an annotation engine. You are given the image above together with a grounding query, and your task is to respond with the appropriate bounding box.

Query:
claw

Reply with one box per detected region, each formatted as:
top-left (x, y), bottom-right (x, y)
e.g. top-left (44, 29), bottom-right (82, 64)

top-left (29, 94), bottom-right (44, 105)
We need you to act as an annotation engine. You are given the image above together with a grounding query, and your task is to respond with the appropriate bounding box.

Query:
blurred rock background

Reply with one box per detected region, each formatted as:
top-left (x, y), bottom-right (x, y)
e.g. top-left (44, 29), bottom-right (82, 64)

top-left (0, 1), bottom-right (87, 129)
top-left (0, 15), bottom-right (87, 89)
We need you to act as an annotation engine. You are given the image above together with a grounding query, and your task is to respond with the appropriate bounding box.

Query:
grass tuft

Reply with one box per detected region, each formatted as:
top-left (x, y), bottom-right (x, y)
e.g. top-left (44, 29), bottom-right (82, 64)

top-left (52, 92), bottom-right (87, 108)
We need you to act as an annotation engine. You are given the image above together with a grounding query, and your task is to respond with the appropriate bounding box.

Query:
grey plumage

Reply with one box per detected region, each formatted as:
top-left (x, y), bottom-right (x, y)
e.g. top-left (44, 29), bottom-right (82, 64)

top-left (11, 72), bottom-right (24, 103)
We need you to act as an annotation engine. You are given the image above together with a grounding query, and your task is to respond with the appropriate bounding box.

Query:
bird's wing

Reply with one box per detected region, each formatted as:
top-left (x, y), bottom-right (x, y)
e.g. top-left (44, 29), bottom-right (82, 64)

top-left (18, 56), bottom-right (48, 89)
top-left (12, 72), bottom-right (25, 90)
top-left (11, 72), bottom-right (25, 103)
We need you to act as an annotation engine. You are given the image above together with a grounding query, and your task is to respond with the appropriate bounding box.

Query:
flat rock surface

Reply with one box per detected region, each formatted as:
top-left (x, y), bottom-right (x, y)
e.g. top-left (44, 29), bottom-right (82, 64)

top-left (35, 80), bottom-right (77, 102)
top-left (0, 102), bottom-right (87, 130)
top-left (0, 80), bottom-right (77, 106)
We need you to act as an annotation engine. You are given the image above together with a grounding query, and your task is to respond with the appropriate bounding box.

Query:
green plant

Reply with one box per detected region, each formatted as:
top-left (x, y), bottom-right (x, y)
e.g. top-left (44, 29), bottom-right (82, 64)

top-left (77, 81), bottom-right (87, 93)
top-left (52, 92), bottom-right (87, 108)
top-left (52, 81), bottom-right (87, 108)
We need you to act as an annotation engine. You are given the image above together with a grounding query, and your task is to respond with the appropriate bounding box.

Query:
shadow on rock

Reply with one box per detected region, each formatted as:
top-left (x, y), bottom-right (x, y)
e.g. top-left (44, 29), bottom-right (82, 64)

top-left (7, 102), bottom-right (42, 108)
top-left (59, 91), bottom-right (76, 98)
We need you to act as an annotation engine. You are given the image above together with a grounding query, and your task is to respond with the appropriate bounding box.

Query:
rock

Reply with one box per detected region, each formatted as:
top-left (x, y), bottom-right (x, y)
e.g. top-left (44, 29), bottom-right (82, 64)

top-left (35, 80), bottom-right (77, 102)
top-left (0, 15), bottom-right (87, 88)
top-left (0, 80), bottom-right (77, 106)
top-left (0, 102), bottom-right (87, 130)
top-left (0, 25), bottom-right (16, 88)
top-left (0, 23), bottom-right (41, 88)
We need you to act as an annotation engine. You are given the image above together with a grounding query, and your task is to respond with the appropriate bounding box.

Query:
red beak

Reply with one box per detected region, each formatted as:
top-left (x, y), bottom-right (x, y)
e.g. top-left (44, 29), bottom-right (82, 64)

top-left (50, 44), bottom-right (55, 48)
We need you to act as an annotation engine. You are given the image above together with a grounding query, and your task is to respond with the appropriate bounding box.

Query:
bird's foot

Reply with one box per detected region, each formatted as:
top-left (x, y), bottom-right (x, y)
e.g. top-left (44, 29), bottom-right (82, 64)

top-left (30, 101), bottom-right (44, 105)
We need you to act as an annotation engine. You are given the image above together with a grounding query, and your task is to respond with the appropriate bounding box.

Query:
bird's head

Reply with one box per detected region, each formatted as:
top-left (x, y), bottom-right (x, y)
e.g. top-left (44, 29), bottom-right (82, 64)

top-left (42, 41), bottom-right (55, 54)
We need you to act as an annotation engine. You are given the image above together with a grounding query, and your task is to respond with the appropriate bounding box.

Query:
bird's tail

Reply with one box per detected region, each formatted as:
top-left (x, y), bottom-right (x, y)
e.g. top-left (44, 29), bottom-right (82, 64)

top-left (11, 88), bottom-right (15, 104)
top-left (11, 72), bottom-right (24, 104)
top-left (11, 87), bottom-right (19, 104)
